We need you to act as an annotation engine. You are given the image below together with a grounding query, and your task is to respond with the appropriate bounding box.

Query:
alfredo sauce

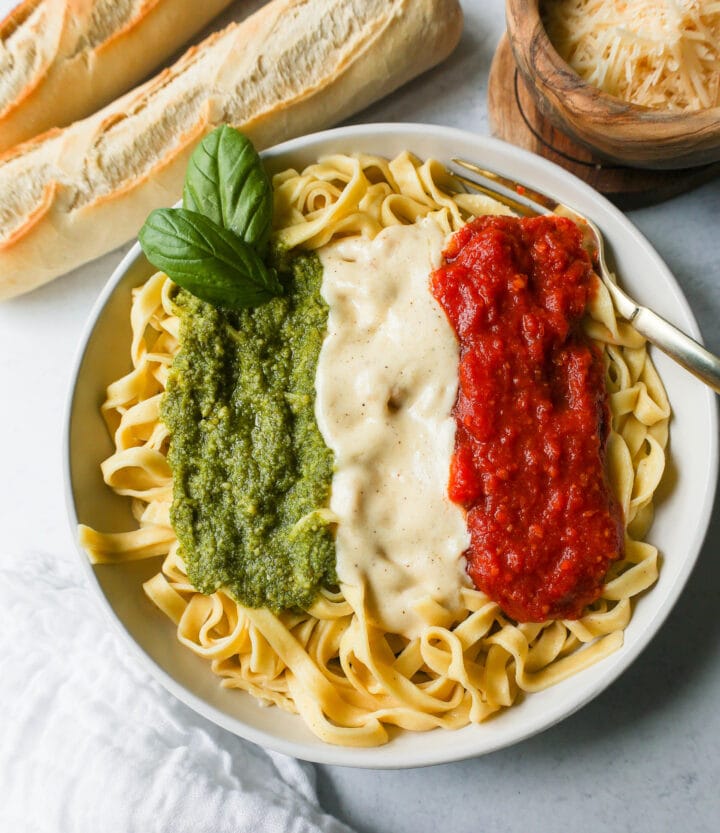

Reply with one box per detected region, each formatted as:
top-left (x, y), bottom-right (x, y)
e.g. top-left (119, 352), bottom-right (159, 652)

top-left (315, 217), bottom-right (470, 638)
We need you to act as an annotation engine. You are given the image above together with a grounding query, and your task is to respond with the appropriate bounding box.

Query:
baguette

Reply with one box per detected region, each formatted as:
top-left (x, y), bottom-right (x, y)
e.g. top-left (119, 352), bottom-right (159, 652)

top-left (0, 0), bottom-right (236, 154)
top-left (0, 0), bottom-right (463, 300)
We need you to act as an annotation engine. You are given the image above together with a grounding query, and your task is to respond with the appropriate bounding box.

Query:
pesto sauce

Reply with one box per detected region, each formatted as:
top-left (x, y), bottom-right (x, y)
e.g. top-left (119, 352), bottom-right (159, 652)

top-left (162, 252), bottom-right (336, 611)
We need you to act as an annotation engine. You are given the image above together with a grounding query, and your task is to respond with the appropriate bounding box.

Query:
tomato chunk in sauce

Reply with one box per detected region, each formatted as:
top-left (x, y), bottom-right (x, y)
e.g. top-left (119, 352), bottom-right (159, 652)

top-left (431, 215), bottom-right (624, 622)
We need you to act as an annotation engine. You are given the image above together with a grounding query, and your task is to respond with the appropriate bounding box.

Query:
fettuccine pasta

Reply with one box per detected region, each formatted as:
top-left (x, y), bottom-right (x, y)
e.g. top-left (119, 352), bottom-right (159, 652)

top-left (79, 151), bottom-right (670, 746)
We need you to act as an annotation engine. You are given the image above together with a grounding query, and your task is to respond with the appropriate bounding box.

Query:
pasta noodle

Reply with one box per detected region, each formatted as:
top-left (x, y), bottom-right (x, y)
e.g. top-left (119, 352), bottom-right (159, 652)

top-left (79, 151), bottom-right (671, 746)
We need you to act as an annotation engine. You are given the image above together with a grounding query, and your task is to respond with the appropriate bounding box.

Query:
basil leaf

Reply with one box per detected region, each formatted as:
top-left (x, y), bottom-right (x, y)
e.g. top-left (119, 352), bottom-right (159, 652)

top-left (139, 208), bottom-right (282, 309)
top-left (183, 125), bottom-right (273, 255)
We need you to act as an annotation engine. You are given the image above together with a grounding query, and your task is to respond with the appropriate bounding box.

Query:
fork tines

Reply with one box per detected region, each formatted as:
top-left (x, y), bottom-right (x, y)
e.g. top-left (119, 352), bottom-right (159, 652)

top-left (451, 158), bottom-right (557, 218)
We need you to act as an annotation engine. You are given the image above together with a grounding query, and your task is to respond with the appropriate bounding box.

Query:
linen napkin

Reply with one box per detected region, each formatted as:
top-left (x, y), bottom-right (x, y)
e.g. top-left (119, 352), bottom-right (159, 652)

top-left (0, 549), bottom-right (354, 833)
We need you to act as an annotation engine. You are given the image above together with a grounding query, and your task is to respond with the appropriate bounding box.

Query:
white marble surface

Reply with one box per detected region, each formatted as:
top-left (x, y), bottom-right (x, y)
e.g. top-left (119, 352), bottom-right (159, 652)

top-left (1, 1), bottom-right (719, 830)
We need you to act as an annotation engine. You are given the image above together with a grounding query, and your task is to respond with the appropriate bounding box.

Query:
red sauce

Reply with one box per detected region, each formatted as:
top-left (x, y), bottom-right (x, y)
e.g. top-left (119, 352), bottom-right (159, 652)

top-left (431, 215), bottom-right (624, 622)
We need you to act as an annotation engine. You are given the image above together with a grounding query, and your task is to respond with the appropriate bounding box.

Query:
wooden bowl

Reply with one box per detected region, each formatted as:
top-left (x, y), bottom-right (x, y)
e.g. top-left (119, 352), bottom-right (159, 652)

top-left (506, 0), bottom-right (720, 170)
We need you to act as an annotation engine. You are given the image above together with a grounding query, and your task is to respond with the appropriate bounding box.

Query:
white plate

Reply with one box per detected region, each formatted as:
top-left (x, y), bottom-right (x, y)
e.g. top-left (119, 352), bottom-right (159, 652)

top-left (65, 123), bottom-right (719, 768)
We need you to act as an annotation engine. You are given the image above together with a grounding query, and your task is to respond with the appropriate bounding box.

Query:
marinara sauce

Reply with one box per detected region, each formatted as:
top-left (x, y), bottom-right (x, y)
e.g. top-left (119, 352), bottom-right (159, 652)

top-left (431, 215), bottom-right (623, 622)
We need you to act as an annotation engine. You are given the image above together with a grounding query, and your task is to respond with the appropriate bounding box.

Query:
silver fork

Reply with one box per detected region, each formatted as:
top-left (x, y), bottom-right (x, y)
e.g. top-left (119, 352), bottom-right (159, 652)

top-left (451, 158), bottom-right (720, 395)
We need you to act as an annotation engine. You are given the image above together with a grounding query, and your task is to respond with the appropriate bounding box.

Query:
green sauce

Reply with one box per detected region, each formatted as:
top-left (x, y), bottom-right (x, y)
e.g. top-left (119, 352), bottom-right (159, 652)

top-left (162, 252), bottom-right (336, 611)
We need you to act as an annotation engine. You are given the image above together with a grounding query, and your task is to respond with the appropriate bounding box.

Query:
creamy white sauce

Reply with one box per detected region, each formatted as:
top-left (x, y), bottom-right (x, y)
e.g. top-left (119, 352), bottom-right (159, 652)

top-left (315, 218), bottom-right (470, 639)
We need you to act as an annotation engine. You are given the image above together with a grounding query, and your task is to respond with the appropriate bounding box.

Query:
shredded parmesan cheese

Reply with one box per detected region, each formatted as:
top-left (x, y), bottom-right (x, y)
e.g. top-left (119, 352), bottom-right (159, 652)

top-left (542, 0), bottom-right (720, 111)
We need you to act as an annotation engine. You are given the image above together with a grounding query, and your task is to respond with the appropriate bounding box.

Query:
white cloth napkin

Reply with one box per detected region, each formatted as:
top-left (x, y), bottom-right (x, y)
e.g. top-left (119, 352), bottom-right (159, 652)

top-left (0, 549), bottom-right (354, 833)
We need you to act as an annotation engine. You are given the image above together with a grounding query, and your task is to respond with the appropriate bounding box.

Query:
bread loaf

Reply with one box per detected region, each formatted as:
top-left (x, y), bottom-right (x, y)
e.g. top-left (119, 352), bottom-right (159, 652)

top-left (0, 0), bottom-right (235, 153)
top-left (0, 0), bottom-right (463, 300)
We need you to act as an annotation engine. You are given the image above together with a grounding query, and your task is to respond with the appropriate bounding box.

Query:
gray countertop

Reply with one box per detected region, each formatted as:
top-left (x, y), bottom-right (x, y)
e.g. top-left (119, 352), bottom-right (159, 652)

top-left (1, 1), bottom-right (718, 830)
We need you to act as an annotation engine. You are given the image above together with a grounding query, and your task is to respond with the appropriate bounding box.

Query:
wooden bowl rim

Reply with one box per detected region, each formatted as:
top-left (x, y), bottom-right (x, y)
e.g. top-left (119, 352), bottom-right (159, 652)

top-left (506, 0), bottom-right (720, 134)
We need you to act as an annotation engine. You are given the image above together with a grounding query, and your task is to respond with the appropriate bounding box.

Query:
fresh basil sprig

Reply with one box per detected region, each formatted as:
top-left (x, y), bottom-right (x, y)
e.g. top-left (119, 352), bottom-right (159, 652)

top-left (138, 126), bottom-right (280, 309)
top-left (183, 125), bottom-right (273, 257)
top-left (139, 207), bottom-right (281, 308)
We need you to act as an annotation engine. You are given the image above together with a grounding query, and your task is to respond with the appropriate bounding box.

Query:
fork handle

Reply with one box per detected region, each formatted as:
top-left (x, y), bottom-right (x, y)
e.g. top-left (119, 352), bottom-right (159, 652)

top-left (632, 306), bottom-right (720, 395)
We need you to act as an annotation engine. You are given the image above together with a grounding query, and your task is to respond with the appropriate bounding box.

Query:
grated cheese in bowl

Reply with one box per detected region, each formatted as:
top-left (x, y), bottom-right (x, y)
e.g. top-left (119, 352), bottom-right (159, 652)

top-left (542, 0), bottom-right (720, 111)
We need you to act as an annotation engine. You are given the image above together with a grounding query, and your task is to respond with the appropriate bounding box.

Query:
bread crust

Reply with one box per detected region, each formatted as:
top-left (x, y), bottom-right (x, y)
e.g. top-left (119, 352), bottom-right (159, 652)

top-left (0, 0), bottom-right (235, 153)
top-left (0, 0), bottom-right (463, 300)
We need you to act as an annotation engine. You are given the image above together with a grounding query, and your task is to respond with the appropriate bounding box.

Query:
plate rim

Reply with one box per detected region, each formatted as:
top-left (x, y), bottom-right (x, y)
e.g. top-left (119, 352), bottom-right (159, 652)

top-left (64, 122), bottom-right (720, 768)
